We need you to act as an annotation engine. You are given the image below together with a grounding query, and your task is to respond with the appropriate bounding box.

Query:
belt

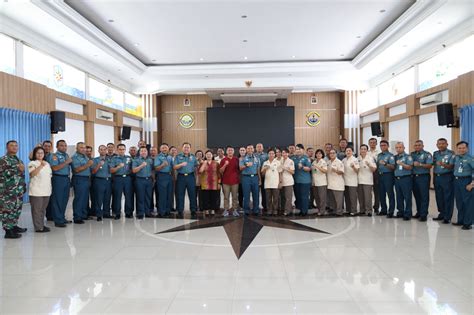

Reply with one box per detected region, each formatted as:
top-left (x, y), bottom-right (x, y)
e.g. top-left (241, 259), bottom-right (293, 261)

top-left (414, 174), bottom-right (430, 177)
top-left (435, 173), bottom-right (453, 176)
top-left (243, 174), bottom-right (257, 177)
top-left (455, 176), bottom-right (471, 179)
top-left (137, 176), bottom-right (152, 180)
top-left (53, 174), bottom-right (69, 177)
top-left (73, 175), bottom-right (89, 178)
top-left (114, 174), bottom-right (129, 178)
top-left (379, 172), bottom-right (393, 175)
top-left (95, 177), bottom-right (110, 180)
top-left (158, 171), bottom-right (172, 175)
top-left (395, 175), bottom-right (411, 179)
top-left (178, 173), bottom-right (194, 176)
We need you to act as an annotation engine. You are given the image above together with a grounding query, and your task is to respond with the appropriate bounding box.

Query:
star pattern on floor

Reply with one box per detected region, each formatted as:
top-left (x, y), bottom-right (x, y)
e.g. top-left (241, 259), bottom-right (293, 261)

top-left (157, 214), bottom-right (331, 259)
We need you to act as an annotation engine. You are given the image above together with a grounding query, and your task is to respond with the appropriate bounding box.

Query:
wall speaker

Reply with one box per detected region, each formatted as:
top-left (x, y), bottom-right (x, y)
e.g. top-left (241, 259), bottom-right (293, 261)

top-left (437, 102), bottom-right (454, 126)
top-left (371, 122), bottom-right (382, 137)
top-left (50, 111), bottom-right (65, 134)
top-left (121, 126), bottom-right (131, 140)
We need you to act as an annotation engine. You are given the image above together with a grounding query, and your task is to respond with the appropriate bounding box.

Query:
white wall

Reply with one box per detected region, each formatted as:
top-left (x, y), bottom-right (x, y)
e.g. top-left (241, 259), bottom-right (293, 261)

top-left (56, 98), bottom-right (83, 115)
top-left (53, 118), bottom-right (84, 155)
top-left (388, 118), bottom-right (409, 153)
top-left (94, 124), bottom-right (115, 157)
top-left (419, 112), bottom-right (452, 153)
top-left (122, 130), bottom-right (141, 150)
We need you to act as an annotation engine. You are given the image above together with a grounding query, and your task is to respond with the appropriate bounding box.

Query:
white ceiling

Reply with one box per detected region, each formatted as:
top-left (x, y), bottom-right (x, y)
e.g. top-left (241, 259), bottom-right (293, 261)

top-left (0, 0), bottom-right (472, 94)
top-left (65, 0), bottom-right (414, 65)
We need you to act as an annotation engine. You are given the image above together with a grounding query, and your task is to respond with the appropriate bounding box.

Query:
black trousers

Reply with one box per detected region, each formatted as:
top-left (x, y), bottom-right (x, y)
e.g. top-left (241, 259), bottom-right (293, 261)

top-left (201, 189), bottom-right (220, 210)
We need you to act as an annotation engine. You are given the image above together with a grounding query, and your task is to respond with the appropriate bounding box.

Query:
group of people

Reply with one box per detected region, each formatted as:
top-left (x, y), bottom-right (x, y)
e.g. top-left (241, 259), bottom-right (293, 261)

top-left (0, 136), bottom-right (473, 239)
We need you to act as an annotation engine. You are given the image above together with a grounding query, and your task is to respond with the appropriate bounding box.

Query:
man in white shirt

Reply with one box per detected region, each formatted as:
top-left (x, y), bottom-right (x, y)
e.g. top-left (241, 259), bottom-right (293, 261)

top-left (368, 138), bottom-right (380, 213)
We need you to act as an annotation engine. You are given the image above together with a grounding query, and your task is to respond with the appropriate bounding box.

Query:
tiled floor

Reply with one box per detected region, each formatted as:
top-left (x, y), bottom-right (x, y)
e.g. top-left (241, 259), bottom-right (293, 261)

top-left (0, 191), bottom-right (473, 314)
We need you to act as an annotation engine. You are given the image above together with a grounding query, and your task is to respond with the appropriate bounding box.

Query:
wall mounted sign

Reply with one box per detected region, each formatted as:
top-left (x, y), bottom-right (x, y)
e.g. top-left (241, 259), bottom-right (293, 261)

top-left (179, 112), bottom-right (195, 128)
top-left (183, 98), bottom-right (191, 106)
top-left (306, 111), bottom-right (321, 127)
top-left (310, 96), bottom-right (318, 104)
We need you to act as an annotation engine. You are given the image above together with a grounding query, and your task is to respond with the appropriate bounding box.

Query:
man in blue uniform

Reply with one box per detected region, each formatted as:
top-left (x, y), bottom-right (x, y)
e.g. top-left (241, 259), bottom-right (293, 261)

top-left (452, 141), bottom-right (474, 230)
top-left (411, 140), bottom-right (433, 221)
top-left (432, 138), bottom-right (455, 223)
top-left (393, 142), bottom-right (413, 220)
top-left (376, 140), bottom-right (395, 216)
top-left (174, 142), bottom-right (199, 219)
top-left (255, 143), bottom-right (268, 212)
top-left (133, 146), bottom-right (155, 219)
top-left (71, 142), bottom-right (93, 224)
top-left (110, 144), bottom-right (134, 219)
top-left (91, 145), bottom-right (112, 221)
top-left (240, 144), bottom-right (261, 216)
top-left (85, 145), bottom-right (95, 218)
top-left (155, 144), bottom-right (174, 218)
top-left (105, 143), bottom-right (117, 218)
top-left (49, 140), bottom-right (72, 227)
top-left (149, 146), bottom-right (159, 213)
top-left (129, 146), bottom-right (138, 214)
top-left (293, 144), bottom-right (312, 216)
top-left (337, 139), bottom-right (348, 161)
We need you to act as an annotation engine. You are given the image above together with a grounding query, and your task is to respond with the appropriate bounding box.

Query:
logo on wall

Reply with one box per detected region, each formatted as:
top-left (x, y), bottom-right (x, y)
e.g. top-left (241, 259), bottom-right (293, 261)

top-left (179, 113), bottom-right (195, 129)
top-left (53, 65), bottom-right (64, 87)
top-left (306, 111), bottom-right (321, 127)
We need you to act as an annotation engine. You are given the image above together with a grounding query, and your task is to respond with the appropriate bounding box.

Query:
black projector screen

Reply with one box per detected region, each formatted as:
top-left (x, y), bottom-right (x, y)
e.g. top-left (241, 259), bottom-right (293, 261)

top-left (207, 106), bottom-right (295, 148)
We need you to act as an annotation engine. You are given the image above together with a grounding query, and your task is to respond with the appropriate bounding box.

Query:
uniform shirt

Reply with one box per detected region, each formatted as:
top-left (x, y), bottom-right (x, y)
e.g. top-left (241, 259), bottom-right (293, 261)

top-left (411, 150), bottom-right (433, 175)
top-left (293, 155), bottom-right (312, 184)
top-left (92, 157), bottom-right (111, 178)
top-left (358, 155), bottom-right (376, 185)
top-left (367, 149), bottom-right (380, 163)
top-left (49, 151), bottom-right (71, 176)
top-left (336, 151), bottom-right (346, 161)
top-left (72, 153), bottom-right (91, 177)
top-left (453, 154), bottom-right (474, 179)
top-left (255, 152), bottom-right (269, 165)
top-left (312, 159), bottom-right (327, 187)
top-left (433, 149), bottom-right (455, 174)
top-left (28, 160), bottom-right (52, 196)
top-left (154, 153), bottom-right (173, 173)
top-left (262, 159), bottom-right (281, 189)
top-left (240, 154), bottom-right (260, 175)
top-left (343, 156), bottom-right (359, 187)
top-left (280, 158), bottom-right (295, 187)
top-left (220, 156), bottom-right (240, 185)
top-left (327, 158), bottom-right (345, 191)
top-left (0, 154), bottom-right (26, 197)
top-left (394, 152), bottom-right (413, 177)
top-left (175, 153), bottom-right (198, 174)
top-left (133, 156), bottom-right (154, 178)
top-left (111, 155), bottom-right (133, 176)
top-left (377, 151), bottom-right (395, 174)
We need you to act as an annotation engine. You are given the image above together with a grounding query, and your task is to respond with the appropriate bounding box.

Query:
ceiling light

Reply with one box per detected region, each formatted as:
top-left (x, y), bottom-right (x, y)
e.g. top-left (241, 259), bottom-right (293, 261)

top-left (244, 56), bottom-right (248, 60)
top-left (288, 74), bottom-right (292, 76)
top-left (356, 35), bottom-right (361, 38)
top-left (117, 69), bottom-right (121, 71)
top-left (241, 15), bottom-right (247, 18)
top-left (130, 78), bottom-right (134, 80)
top-left (340, 54), bottom-right (345, 57)
top-left (242, 39), bottom-right (248, 43)
top-left (379, 9), bottom-right (386, 13)
top-left (151, 59), bottom-right (156, 62)
top-left (200, 58), bottom-right (204, 61)
top-left (134, 43), bottom-right (139, 46)
top-left (292, 55), bottom-right (296, 58)
top-left (205, 75), bottom-right (209, 78)
top-left (108, 19), bottom-right (114, 23)
top-left (93, 54), bottom-right (98, 57)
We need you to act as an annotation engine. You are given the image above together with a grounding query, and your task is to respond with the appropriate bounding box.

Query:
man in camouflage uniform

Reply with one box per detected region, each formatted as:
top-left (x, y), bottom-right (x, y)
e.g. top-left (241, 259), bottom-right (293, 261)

top-left (0, 140), bottom-right (27, 239)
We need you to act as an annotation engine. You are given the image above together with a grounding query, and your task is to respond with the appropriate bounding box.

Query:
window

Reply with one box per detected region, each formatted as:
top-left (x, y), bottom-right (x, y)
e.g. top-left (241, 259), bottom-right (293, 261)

top-left (378, 67), bottom-right (415, 105)
top-left (89, 78), bottom-right (124, 111)
top-left (0, 33), bottom-right (15, 75)
top-left (418, 35), bottom-right (474, 91)
top-left (124, 93), bottom-right (142, 117)
top-left (23, 45), bottom-right (85, 99)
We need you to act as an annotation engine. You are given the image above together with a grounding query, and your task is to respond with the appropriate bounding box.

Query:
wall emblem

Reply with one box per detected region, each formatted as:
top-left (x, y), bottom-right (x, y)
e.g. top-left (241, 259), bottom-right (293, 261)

top-left (306, 111), bottom-right (321, 127)
top-left (179, 113), bottom-right (195, 128)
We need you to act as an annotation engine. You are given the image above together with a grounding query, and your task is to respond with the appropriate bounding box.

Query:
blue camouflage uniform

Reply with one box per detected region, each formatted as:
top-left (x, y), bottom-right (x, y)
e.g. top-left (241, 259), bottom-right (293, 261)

top-left (105, 153), bottom-right (117, 217)
top-left (154, 153), bottom-right (174, 216)
top-left (111, 155), bottom-right (134, 217)
top-left (376, 151), bottom-right (396, 215)
top-left (175, 153), bottom-right (198, 215)
top-left (48, 151), bottom-right (71, 224)
top-left (133, 156), bottom-right (154, 217)
top-left (453, 154), bottom-right (474, 227)
top-left (293, 154), bottom-right (312, 215)
top-left (240, 154), bottom-right (261, 214)
top-left (71, 152), bottom-right (92, 221)
top-left (92, 156), bottom-right (111, 218)
top-left (255, 152), bottom-right (269, 210)
top-left (433, 149), bottom-right (455, 221)
top-left (411, 150), bottom-right (433, 219)
top-left (394, 152), bottom-right (413, 219)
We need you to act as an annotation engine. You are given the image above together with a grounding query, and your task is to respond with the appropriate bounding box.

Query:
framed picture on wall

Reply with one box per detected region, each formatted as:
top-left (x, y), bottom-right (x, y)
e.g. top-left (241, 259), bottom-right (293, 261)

top-left (184, 98), bottom-right (191, 107)
top-left (310, 96), bottom-right (318, 105)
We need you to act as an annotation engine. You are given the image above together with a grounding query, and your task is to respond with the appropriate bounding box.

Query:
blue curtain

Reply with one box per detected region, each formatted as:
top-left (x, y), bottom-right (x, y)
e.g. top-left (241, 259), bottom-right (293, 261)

top-left (460, 104), bottom-right (474, 156)
top-left (0, 108), bottom-right (51, 202)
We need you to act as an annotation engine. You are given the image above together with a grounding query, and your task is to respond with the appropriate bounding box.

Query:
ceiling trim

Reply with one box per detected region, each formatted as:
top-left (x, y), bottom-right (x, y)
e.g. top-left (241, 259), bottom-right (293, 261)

top-left (352, 0), bottom-right (448, 69)
top-left (0, 14), bottom-right (133, 92)
top-left (31, 0), bottom-right (146, 75)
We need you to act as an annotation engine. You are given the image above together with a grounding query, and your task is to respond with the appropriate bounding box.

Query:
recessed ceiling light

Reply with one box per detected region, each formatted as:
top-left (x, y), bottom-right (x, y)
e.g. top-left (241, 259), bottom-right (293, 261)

top-left (244, 56), bottom-right (248, 60)
top-left (108, 19), bottom-right (114, 23)
top-left (340, 54), bottom-right (345, 57)
top-left (117, 69), bottom-right (121, 71)
top-left (356, 35), bottom-right (361, 38)
top-left (205, 75), bottom-right (209, 78)
top-left (242, 39), bottom-right (248, 43)
top-left (200, 58), bottom-right (204, 61)
top-left (288, 74), bottom-right (292, 76)
top-left (130, 78), bottom-right (134, 80)
top-left (241, 15), bottom-right (247, 18)
top-left (379, 9), bottom-right (386, 13)
top-left (93, 54), bottom-right (98, 57)
top-left (151, 59), bottom-right (156, 62)
top-left (292, 55), bottom-right (296, 58)
top-left (134, 43), bottom-right (139, 46)
top-left (437, 21), bottom-right (443, 25)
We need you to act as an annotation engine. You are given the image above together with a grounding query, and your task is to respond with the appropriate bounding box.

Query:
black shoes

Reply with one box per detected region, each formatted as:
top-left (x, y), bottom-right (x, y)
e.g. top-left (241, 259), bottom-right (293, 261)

top-left (442, 219), bottom-right (450, 224)
top-left (419, 217), bottom-right (427, 222)
top-left (433, 215), bottom-right (444, 221)
top-left (74, 220), bottom-right (85, 224)
top-left (136, 215), bottom-right (144, 220)
top-left (412, 213), bottom-right (421, 219)
top-left (114, 215), bottom-right (121, 220)
top-left (13, 226), bottom-right (27, 233)
top-left (461, 225), bottom-right (472, 230)
top-left (452, 222), bottom-right (463, 226)
top-left (55, 223), bottom-right (67, 228)
top-left (36, 226), bottom-right (51, 233)
top-left (190, 213), bottom-right (197, 219)
top-left (177, 213), bottom-right (184, 219)
top-left (125, 214), bottom-right (134, 219)
top-left (403, 217), bottom-right (411, 221)
top-left (386, 214), bottom-right (394, 218)
top-left (4, 229), bottom-right (22, 239)
top-left (103, 214), bottom-right (113, 219)
top-left (145, 214), bottom-right (157, 218)
top-left (97, 217), bottom-right (103, 222)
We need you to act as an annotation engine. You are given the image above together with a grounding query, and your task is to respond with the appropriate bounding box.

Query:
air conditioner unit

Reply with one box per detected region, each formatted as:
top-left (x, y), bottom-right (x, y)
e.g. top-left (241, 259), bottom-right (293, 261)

top-left (96, 109), bottom-right (113, 120)
top-left (420, 92), bottom-right (443, 106)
